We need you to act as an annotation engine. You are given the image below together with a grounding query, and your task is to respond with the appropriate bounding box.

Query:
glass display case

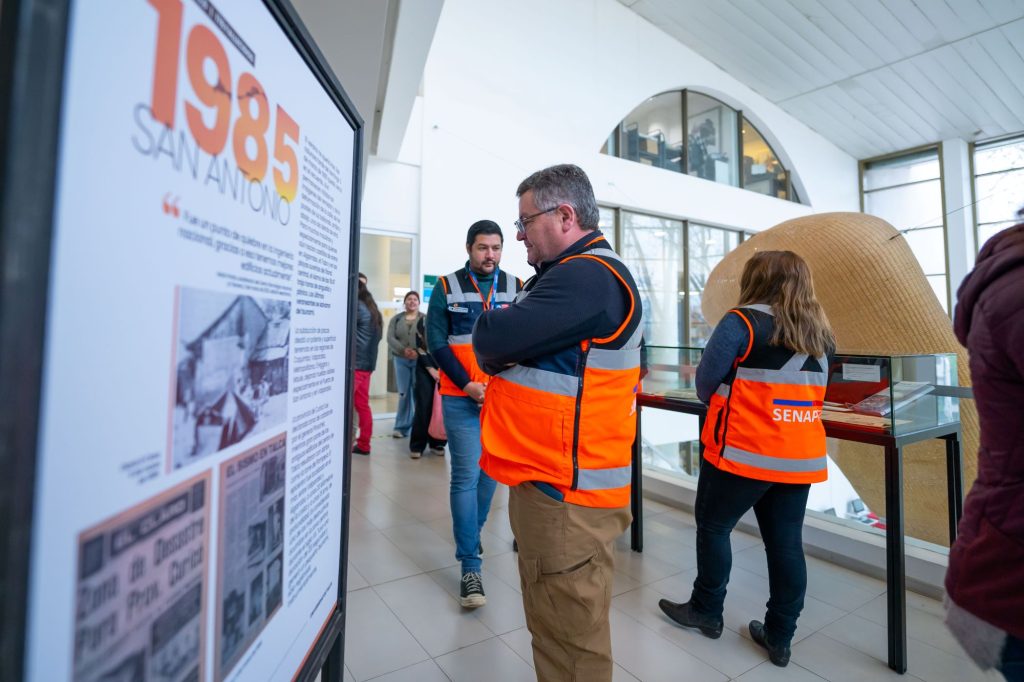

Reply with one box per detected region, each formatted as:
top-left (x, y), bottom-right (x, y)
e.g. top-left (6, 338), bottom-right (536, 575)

top-left (823, 353), bottom-right (960, 437)
top-left (640, 345), bottom-right (703, 402)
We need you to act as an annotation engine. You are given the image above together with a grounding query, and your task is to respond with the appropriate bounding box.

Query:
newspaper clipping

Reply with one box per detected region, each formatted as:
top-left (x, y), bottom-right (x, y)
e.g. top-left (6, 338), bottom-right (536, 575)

top-left (72, 474), bottom-right (210, 682)
top-left (215, 433), bottom-right (287, 681)
top-left (170, 287), bottom-right (291, 470)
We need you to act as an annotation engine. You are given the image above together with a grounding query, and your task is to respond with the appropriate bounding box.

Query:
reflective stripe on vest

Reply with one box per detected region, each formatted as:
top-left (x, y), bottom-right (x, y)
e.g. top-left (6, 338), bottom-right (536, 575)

top-left (721, 445), bottom-right (828, 473)
top-left (480, 242), bottom-right (642, 508)
top-left (701, 308), bottom-right (829, 485)
top-left (438, 269), bottom-right (520, 396)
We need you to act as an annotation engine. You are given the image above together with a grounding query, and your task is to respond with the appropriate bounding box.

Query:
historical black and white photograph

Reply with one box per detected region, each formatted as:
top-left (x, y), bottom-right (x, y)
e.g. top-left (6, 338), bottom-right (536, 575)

top-left (249, 574), bottom-right (264, 626)
top-left (216, 434), bottom-right (287, 682)
top-left (248, 520), bottom-right (267, 566)
top-left (171, 287), bottom-right (290, 469)
top-left (266, 553), bottom-right (283, 615)
top-left (267, 498), bottom-right (284, 551)
top-left (261, 453), bottom-right (286, 499)
top-left (73, 476), bottom-right (209, 682)
top-left (220, 589), bottom-right (246, 666)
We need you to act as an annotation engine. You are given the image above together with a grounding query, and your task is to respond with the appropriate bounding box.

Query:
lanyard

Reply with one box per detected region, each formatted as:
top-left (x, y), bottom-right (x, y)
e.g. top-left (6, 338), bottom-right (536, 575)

top-left (466, 267), bottom-right (498, 310)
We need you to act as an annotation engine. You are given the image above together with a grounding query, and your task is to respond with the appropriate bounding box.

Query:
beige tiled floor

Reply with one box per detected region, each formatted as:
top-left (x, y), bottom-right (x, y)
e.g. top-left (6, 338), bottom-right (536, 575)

top-left (342, 421), bottom-right (999, 681)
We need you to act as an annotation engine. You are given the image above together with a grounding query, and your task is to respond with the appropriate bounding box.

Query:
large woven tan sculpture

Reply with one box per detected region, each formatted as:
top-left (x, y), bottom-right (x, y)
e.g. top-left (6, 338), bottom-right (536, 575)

top-left (702, 212), bottom-right (977, 547)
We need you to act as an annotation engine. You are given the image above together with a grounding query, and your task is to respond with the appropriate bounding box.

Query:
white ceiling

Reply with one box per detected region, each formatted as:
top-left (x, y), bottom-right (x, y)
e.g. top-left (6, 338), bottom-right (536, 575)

top-left (617, 0), bottom-right (1024, 159)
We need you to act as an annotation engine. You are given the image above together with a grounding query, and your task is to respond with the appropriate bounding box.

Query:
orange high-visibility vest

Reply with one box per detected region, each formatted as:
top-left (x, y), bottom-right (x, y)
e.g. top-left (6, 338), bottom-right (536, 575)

top-left (437, 268), bottom-right (521, 397)
top-left (701, 305), bottom-right (829, 484)
top-left (480, 242), bottom-right (643, 508)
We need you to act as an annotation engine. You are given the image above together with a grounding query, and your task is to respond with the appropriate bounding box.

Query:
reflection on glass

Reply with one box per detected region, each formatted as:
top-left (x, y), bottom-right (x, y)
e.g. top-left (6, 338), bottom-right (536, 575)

top-left (619, 92), bottom-right (683, 173)
top-left (620, 211), bottom-right (683, 346)
top-left (978, 220), bottom-right (1018, 248)
top-left (687, 92), bottom-right (738, 186)
top-left (598, 206), bottom-right (617, 250)
top-left (863, 148), bottom-right (947, 313)
top-left (687, 224), bottom-right (740, 347)
top-left (973, 136), bottom-right (1024, 176)
top-left (741, 118), bottom-right (788, 200)
top-left (862, 149), bottom-right (940, 190)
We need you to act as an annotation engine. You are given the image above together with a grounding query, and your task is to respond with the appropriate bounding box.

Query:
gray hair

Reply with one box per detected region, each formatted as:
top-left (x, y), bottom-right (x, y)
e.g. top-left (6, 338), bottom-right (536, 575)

top-left (516, 164), bottom-right (600, 231)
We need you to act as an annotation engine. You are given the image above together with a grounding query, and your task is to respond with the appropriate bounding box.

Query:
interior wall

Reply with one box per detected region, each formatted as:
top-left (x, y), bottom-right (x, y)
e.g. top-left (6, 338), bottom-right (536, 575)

top-left (404, 0), bottom-right (859, 282)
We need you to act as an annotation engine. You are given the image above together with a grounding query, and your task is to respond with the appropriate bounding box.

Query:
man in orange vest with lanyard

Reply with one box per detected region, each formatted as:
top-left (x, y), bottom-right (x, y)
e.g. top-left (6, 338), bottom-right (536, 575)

top-left (473, 165), bottom-right (642, 681)
top-left (426, 220), bottom-right (523, 608)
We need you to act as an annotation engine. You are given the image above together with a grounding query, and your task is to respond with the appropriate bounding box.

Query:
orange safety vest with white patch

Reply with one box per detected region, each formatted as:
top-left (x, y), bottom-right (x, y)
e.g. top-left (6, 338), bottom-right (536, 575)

top-left (437, 268), bottom-right (521, 397)
top-left (701, 305), bottom-right (830, 484)
top-left (480, 243), bottom-right (643, 508)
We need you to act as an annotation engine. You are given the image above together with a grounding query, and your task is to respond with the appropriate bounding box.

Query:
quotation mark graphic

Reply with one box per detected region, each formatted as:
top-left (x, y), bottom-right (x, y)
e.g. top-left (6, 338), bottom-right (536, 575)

top-left (162, 193), bottom-right (181, 217)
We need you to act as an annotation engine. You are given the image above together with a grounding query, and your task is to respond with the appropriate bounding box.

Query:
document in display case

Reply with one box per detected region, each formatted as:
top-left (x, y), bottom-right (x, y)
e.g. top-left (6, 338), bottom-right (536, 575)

top-left (823, 354), bottom-right (960, 436)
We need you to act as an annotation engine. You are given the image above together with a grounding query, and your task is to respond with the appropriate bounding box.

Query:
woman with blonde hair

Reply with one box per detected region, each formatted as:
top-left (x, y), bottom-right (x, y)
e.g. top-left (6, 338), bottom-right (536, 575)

top-left (658, 250), bottom-right (835, 668)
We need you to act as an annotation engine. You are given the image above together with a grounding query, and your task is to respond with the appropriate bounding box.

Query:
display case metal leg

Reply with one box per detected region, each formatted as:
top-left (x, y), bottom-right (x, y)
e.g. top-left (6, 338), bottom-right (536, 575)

top-left (944, 432), bottom-right (964, 544)
top-left (630, 407), bottom-right (643, 552)
top-left (885, 444), bottom-right (907, 674)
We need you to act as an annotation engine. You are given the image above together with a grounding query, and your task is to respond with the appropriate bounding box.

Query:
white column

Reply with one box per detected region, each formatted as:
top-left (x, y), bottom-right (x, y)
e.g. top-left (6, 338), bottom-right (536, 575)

top-left (941, 138), bottom-right (976, 314)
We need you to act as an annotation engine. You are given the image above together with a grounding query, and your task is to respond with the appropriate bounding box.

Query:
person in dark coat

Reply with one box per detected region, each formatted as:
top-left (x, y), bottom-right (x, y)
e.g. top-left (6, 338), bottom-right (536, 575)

top-left (353, 275), bottom-right (383, 455)
top-left (408, 315), bottom-right (446, 458)
top-left (945, 216), bottom-right (1024, 681)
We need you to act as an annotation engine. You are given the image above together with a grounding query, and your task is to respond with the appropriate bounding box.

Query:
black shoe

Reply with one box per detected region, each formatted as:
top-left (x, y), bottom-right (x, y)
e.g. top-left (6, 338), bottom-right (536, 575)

top-left (749, 620), bottom-right (790, 667)
top-left (352, 445), bottom-right (370, 456)
top-left (658, 599), bottom-right (723, 639)
top-left (430, 444), bottom-right (446, 455)
top-left (459, 572), bottom-right (486, 608)
top-left (512, 539), bottom-right (518, 553)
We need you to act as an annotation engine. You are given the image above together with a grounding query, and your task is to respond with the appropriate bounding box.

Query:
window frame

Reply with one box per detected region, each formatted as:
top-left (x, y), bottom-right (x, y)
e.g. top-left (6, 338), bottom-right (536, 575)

top-left (859, 143), bottom-right (951, 313)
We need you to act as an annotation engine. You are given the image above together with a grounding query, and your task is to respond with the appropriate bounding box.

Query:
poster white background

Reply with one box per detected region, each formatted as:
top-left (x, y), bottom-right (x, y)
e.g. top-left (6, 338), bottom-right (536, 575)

top-left (27, 1), bottom-right (353, 679)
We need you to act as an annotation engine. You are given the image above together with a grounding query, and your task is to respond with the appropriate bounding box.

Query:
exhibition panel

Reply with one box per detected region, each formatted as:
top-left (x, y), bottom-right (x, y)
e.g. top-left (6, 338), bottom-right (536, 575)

top-left (0, 1), bottom-right (362, 680)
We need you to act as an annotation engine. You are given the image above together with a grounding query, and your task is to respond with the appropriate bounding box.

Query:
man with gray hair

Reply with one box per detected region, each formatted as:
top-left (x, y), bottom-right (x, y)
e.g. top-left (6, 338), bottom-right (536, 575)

top-left (473, 164), bottom-right (643, 681)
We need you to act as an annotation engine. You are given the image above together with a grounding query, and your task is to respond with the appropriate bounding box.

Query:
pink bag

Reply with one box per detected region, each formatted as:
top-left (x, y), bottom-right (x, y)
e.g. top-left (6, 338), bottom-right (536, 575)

top-left (428, 383), bottom-right (446, 440)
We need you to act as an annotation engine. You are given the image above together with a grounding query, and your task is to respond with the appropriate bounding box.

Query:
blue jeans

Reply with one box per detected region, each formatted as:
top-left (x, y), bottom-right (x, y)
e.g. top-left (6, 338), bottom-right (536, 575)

top-left (442, 395), bottom-right (496, 574)
top-left (392, 356), bottom-right (417, 435)
top-left (1003, 635), bottom-right (1024, 682)
top-left (690, 457), bottom-right (810, 646)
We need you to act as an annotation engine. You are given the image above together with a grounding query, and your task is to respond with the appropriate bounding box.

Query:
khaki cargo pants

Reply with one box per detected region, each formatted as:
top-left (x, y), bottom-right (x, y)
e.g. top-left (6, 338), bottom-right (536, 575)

top-left (508, 483), bottom-right (632, 682)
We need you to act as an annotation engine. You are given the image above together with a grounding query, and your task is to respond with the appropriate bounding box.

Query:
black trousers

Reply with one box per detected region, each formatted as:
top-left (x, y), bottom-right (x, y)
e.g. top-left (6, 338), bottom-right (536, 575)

top-left (410, 362), bottom-right (446, 453)
top-left (690, 457), bottom-right (811, 646)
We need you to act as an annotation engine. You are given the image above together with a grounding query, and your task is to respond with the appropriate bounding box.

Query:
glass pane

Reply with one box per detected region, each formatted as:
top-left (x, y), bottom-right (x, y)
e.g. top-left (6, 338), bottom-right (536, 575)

top-left (620, 211), bottom-right (684, 346)
top-left (600, 128), bottom-right (617, 157)
top-left (687, 92), bottom-right (739, 186)
top-left (927, 274), bottom-right (949, 314)
top-left (863, 179), bottom-right (943, 231)
top-left (742, 118), bottom-right (788, 200)
top-left (974, 136), bottom-right (1024, 175)
top-left (598, 206), bottom-right (617, 250)
top-left (978, 220), bottom-right (1019, 250)
top-left (862, 149), bottom-right (940, 190)
top-left (975, 168), bottom-right (1024, 225)
top-left (902, 227), bottom-right (947, 276)
top-left (688, 224), bottom-right (740, 347)
top-left (358, 232), bottom-right (413, 414)
top-left (620, 92), bottom-right (683, 173)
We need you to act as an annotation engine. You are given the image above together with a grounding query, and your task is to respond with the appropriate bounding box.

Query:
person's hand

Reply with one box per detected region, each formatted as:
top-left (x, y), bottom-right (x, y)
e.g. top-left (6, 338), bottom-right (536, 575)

top-left (403, 348), bottom-right (417, 360)
top-left (464, 381), bottom-right (486, 404)
top-left (427, 367), bottom-right (440, 382)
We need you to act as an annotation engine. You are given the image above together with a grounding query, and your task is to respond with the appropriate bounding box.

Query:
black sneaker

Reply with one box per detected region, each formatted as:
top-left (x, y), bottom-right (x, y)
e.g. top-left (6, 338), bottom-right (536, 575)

top-left (749, 620), bottom-right (790, 667)
top-left (431, 445), bottom-right (446, 455)
top-left (459, 572), bottom-right (486, 608)
top-left (657, 599), bottom-right (723, 639)
top-left (352, 445), bottom-right (370, 456)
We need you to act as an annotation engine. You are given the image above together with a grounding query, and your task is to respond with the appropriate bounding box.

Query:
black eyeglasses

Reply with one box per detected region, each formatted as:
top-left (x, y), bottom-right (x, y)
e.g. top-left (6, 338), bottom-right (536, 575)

top-left (514, 206), bottom-right (559, 235)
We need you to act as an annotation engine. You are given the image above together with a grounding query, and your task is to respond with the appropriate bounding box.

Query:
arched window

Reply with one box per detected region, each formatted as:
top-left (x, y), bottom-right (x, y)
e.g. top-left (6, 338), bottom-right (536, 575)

top-left (602, 89), bottom-right (801, 203)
